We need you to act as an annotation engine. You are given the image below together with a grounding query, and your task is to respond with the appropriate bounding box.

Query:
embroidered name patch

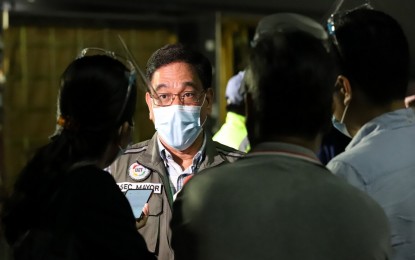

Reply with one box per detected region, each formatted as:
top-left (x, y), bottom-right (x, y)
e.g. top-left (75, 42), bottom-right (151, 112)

top-left (118, 182), bottom-right (162, 194)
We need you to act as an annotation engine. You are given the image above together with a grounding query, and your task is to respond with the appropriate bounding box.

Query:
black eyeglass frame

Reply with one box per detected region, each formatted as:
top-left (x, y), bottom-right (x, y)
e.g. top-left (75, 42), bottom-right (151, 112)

top-left (150, 90), bottom-right (207, 107)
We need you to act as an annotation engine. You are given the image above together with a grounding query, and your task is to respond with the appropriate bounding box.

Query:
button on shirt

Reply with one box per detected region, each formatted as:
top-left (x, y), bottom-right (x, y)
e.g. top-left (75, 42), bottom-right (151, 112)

top-left (158, 136), bottom-right (206, 198)
top-left (327, 108), bottom-right (415, 260)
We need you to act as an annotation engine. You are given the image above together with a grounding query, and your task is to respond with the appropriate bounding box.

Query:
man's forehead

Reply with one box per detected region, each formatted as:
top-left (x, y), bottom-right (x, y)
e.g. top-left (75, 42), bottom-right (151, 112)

top-left (152, 62), bottom-right (196, 77)
top-left (151, 62), bottom-right (203, 92)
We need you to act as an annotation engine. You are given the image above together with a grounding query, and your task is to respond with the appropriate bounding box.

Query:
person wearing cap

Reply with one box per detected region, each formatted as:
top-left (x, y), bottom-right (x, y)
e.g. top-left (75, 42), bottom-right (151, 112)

top-left (213, 71), bottom-right (250, 152)
top-left (214, 12), bottom-right (332, 154)
top-left (171, 13), bottom-right (391, 260)
top-left (216, 12), bottom-right (350, 162)
top-left (256, 10), bottom-right (352, 165)
top-left (325, 7), bottom-right (415, 260)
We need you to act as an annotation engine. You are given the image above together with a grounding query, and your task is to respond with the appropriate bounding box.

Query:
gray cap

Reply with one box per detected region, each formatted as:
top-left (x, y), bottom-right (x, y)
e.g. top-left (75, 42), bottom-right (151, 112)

top-left (252, 13), bottom-right (328, 47)
top-left (225, 71), bottom-right (245, 105)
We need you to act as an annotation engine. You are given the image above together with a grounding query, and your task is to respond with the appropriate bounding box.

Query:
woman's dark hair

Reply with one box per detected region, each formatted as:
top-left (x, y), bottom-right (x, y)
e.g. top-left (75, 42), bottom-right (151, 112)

top-left (1, 54), bottom-right (137, 244)
top-left (56, 55), bottom-right (136, 157)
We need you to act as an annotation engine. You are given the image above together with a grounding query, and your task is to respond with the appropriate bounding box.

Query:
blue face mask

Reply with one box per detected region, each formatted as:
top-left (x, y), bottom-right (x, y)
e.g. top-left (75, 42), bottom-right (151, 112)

top-left (153, 103), bottom-right (205, 151)
top-left (332, 104), bottom-right (351, 138)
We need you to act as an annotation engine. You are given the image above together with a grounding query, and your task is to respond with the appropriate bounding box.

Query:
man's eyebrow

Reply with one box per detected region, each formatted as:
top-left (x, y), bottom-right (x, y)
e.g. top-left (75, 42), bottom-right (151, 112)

top-left (153, 84), bottom-right (167, 92)
top-left (153, 81), bottom-right (200, 92)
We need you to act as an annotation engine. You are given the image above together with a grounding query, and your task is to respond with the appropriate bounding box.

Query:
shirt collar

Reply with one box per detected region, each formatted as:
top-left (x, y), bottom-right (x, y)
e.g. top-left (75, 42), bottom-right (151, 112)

top-left (248, 142), bottom-right (322, 165)
top-left (157, 133), bottom-right (206, 171)
top-left (347, 108), bottom-right (415, 150)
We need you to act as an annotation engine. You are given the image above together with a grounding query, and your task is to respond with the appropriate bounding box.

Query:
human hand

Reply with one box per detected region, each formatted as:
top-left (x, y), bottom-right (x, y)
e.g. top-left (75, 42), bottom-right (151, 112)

top-left (136, 203), bottom-right (149, 229)
top-left (405, 95), bottom-right (415, 108)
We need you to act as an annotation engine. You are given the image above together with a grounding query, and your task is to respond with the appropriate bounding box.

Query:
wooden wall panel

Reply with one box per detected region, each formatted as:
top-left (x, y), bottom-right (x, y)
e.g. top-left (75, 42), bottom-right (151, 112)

top-left (2, 25), bottom-right (177, 188)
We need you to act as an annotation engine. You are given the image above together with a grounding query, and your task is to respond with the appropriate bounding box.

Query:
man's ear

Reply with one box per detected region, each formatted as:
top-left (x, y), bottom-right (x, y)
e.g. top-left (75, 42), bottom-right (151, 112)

top-left (337, 75), bottom-right (352, 106)
top-left (145, 92), bottom-right (154, 121)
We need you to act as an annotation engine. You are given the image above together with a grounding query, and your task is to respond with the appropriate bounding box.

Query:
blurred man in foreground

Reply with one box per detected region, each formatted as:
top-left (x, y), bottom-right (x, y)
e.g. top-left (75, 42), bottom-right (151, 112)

top-left (171, 13), bottom-right (391, 260)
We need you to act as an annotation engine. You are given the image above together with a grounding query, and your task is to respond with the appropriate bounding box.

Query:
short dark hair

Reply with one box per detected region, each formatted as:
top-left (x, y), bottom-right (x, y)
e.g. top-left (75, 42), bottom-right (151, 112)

top-left (246, 31), bottom-right (337, 140)
top-left (333, 8), bottom-right (410, 105)
top-left (146, 43), bottom-right (213, 90)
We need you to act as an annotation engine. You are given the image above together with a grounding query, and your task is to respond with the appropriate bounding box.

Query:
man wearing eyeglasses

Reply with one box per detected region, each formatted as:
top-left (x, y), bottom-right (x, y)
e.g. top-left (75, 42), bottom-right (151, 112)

top-left (326, 7), bottom-right (415, 260)
top-left (109, 43), bottom-right (244, 260)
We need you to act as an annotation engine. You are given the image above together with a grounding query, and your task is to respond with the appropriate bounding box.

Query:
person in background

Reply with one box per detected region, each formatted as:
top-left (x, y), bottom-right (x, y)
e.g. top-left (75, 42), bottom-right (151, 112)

top-left (214, 13), bottom-right (350, 162)
top-left (171, 13), bottom-right (391, 260)
top-left (1, 50), bottom-right (155, 259)
top-left (213, 71), bottom-right (250, 152)
top-left (109, 43), bottom-right (244, 260)
top-left (326, 6), bottom-right (415, 259)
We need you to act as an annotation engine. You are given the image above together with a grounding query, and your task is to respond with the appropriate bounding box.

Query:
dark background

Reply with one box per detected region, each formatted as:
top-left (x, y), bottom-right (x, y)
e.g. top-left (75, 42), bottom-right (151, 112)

top-left (6, 0), bottom-right (415, 77)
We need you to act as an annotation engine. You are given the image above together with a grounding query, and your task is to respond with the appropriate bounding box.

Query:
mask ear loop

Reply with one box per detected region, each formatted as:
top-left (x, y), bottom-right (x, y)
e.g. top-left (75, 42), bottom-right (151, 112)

top-left (198, 93), bottom-right (208, 127)
top-left (340, 104), bottom-right (349, 124)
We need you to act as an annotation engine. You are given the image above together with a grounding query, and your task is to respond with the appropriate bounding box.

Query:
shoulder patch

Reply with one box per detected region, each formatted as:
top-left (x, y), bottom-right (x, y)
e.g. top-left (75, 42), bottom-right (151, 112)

top-left (128, 162), bottom-right (151, 181)
top-left (124, 146), bottom-right (147, 154)
top-left (124, 140), bottom-right (150, 154)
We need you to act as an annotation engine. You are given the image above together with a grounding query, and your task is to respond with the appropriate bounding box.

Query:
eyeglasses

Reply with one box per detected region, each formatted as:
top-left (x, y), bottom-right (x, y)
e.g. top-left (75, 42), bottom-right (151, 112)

top-left (326, 2), bottom-right (373, 59)
top-left (77, 47), bottom-right (137, 123)
top-left (151, 90), bottom-right (206, 107)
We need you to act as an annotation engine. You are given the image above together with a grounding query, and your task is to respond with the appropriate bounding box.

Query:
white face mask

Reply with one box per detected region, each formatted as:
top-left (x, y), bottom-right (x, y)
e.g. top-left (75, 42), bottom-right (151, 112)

top-left (332, 104), bottom-right (351, 138)
top-left (153, 102), bottom-right (206, 151)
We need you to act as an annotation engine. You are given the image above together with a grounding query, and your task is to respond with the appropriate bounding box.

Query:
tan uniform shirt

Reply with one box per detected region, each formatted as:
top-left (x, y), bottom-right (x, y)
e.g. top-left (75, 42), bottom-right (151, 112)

top-left (109, 132), bottom-right (244, 260)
